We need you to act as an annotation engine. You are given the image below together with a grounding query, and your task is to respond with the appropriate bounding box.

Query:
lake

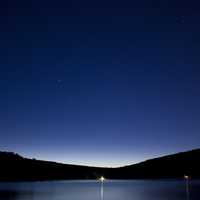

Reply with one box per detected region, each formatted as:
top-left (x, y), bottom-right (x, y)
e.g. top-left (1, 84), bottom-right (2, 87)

top-left (0, 180), bottom-right (199, 200)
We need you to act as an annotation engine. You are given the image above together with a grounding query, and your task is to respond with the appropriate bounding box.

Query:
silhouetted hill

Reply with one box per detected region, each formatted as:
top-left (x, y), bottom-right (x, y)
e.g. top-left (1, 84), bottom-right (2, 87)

top-left (0, 149), bottom-right (200, 181)
top-left (112, 149), bottom-right (200, 179)
top-left (0, 151), bottom-right (106, 181)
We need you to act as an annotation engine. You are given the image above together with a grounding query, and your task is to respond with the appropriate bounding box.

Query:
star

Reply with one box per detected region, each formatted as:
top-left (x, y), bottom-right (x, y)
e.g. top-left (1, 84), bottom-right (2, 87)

top-left (176, 16), bottom-right (185, 24)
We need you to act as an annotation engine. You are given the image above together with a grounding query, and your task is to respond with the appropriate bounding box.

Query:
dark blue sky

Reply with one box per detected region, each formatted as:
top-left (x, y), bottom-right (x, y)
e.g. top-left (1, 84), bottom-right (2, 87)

top-left (0, 0), bottom-right (200, 166)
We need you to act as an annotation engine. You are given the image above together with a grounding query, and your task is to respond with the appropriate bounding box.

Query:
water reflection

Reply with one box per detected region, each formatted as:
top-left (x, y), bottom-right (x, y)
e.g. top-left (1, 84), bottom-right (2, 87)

top-left (100, 181), bottom-right (104, 200)
top-left (0, 180), bottom-right (199, 200)
top-left (185, 178), bottom-right (190, 200)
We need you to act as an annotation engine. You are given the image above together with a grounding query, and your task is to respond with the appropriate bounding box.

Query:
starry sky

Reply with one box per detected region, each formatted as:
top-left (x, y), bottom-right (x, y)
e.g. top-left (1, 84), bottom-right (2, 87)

top-left (0, 0), bottom-right (200, 167)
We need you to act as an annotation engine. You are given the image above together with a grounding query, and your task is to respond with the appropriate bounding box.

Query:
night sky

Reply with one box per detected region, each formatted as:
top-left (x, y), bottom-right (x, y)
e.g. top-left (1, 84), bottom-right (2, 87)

top-left (0, 0), bottom-right (200, 167)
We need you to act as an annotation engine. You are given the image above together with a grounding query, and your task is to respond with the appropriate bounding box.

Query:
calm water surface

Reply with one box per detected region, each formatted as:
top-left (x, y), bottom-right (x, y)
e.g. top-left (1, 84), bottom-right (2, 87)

top-left (0, 180), bottom-right (199, 200)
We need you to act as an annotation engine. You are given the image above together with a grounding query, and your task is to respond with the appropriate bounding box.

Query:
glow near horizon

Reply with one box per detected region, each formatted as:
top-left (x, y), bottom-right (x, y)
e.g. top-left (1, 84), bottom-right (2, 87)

top-left (2, 138), bottom-right (199, 167)
top-left (2, 145), bottom-right (199, 167)
top-left (25, 152), bottom-right (142, 167)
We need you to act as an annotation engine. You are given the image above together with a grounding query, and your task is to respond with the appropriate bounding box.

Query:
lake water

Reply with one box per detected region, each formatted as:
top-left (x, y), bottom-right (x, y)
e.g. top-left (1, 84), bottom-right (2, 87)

top-left (0, 180), bottom-right (200, 200)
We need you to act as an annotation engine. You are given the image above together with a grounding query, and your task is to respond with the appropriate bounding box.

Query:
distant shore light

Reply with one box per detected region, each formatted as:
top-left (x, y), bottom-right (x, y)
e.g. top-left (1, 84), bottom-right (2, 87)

top-left (184, 175), bottom-right (189, 179)
top-left (99, 176), bottom-right (105, 182)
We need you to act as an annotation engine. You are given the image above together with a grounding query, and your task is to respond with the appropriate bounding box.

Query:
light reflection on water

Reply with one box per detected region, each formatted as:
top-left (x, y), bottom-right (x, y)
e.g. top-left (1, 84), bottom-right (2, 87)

top-left (101, 181), bottom-right (104, 200)
top-left (0, 180), bottom-right (200, 200)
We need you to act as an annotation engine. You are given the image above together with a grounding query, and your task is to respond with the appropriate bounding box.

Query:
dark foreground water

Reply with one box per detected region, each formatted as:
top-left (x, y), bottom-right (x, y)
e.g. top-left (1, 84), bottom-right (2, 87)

top-left (0, 180), bottom-right (199, 200)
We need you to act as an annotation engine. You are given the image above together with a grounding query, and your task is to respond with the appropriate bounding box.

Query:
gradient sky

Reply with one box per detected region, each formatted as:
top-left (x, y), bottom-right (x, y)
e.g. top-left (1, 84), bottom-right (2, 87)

top-left (0, 0), bottom-right (200, 167)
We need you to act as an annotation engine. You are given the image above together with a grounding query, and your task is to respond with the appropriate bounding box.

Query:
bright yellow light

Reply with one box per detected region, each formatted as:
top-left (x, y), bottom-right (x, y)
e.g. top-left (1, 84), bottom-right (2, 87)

top-left (99, 176), bottom-right (105, 182)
